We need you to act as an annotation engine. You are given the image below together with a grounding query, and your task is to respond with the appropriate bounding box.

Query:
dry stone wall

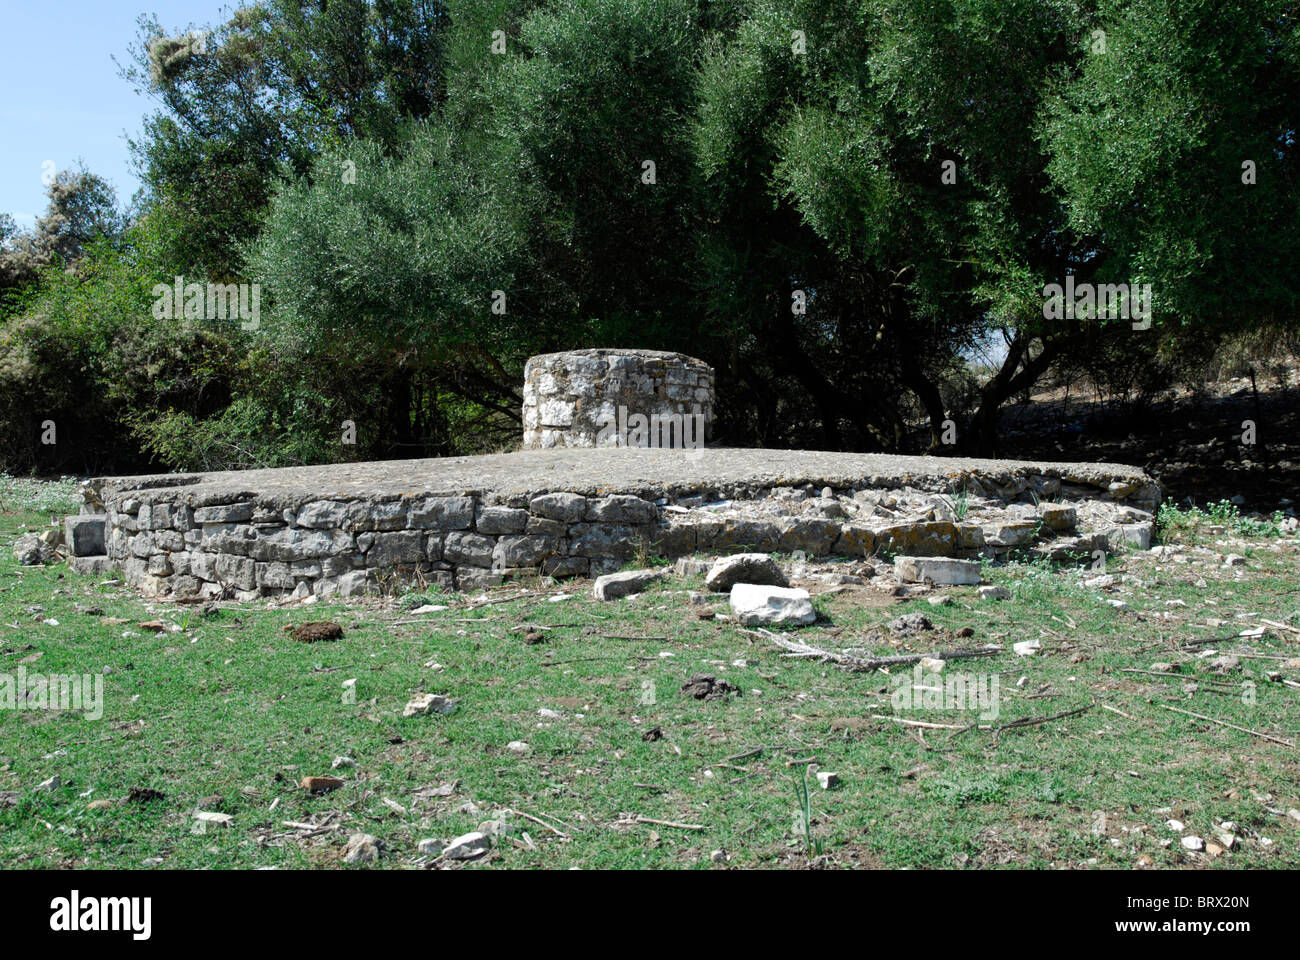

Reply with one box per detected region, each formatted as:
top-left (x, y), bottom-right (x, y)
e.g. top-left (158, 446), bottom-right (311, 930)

top-left (522, 349), bottom-right (714, 449)
top-left (71, 467), bottom-right (1161, 600)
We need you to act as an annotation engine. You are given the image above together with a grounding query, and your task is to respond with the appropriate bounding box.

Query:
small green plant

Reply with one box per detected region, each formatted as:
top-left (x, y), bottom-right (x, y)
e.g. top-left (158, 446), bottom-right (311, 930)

top-left (791, 767), bottom-right (824, 857)
top-left (1157, 499), bottom-right (1286, 543)
top-left (936, 484), bottom-right (971, 521)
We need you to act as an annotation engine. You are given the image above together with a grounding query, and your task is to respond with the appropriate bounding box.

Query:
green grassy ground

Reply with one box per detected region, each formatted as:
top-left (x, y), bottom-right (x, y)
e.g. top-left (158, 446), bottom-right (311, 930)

top-left (1, 486), bottom-right (1297, 869)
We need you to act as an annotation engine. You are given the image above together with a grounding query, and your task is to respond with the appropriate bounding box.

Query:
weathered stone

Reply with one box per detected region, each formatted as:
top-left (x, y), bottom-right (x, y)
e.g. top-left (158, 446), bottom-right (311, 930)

top-left (456, 568), bottom-right (505, 590)
top-left (342, 833), bottom-right (383, 864)
top-left (294, 500), bottom-right (351, 529)
top-left (568, 523), bottom-right (638, 558)
top-left (529, 492), bottom-right (588, 522)
top-left (194, 502), bottom-right (255, 524)
top-left (443, 531), bottom-right (497, 567)
top-left (337, 570), bottom-right (372, 597)
top-left (593, 568), bottom-right (662, 601)
top-left (64, 516), bottom-right (106, 556)
top-left (347, 499), bottom-right (407, 531)
top-left (257, 561), bottom-right (296, 590)
top-left (833, 524), bottom-right (876, 556)
top-left (200, 523), bottom-right (256, 556)
top-left (443, 831), bottom-right (491, 861)
top-left (585, 494), bottom-right (657, 524)
top-left (700, 518), bottom-right (781, 553)
top-left (493, 535), bottom-right (560, 567)
top-left (524, 516), bottom-right (567, 537)
top-left (983, 521), bottom-right (1039, 547)
top-left (775, 516), bottom-right (840, 556)
top-left (874, 521), bottom-right (957, 557)
top-left (475, 505), bottom-right (529, 535)
top-left (403, 693), bottom-right (459, 717)
top-left (1039, 505), bottom-right (1077, 531)
top-left (13, 534), bottom-right (55, 565)
top-left (729, 583), bottom-right (816, 627)
top-left (895, 556), bottom-right (982, 586)
top-left (675, 557), bottom-right (711, 578)
top-left (649, 520), bottom-right (696, 557)
top-left (69, 555), bottom-right (116, 576)
top-left (409, 496), bottom-right (475, 530)
top-left (705, 553), bottom-right (788, 592)
top-left (368, 530), bottom-right (426, 565)
top-left (215, 554), bottom-right (257, 591)
top-left (249, 527), bottom-right (354, 562)
top-left (541, 555), bottom-right (588, 578)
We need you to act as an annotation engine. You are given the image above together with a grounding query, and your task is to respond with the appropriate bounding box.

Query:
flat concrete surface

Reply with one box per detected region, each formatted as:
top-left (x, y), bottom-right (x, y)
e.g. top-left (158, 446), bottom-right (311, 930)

top-left (91, 448), bottom-right (1153, 508)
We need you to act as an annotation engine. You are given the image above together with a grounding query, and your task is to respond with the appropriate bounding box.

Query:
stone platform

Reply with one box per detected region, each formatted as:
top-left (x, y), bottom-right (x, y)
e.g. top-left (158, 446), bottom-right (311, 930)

top-left (69, 448), bottom-right (1161, 600)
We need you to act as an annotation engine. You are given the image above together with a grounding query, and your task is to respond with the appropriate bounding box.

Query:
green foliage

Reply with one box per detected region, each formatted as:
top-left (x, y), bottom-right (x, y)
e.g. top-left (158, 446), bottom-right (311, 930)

top-left (1157, 499), bottom-right (1288, 542)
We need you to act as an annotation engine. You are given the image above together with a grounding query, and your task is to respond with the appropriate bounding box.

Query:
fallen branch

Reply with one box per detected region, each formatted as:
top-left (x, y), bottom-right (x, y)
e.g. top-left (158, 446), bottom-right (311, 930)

top-left (873, 714), bottom-right (981, 731)
top-left (506, 809), bottom-right (569, 838)
top-left (761, 630), bottom-right (998, 672)
top-left (1159, 704), bottom-right (1295, 746)
top-left (616, 815), bottom-right (706, 831)
top-left (992, 703), bottom-right (1093, 736)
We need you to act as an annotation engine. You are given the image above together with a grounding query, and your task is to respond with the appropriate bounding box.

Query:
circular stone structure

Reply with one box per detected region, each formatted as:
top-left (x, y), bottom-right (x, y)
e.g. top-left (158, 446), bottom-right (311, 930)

top-left (521, 348), bottom-right (714, 449)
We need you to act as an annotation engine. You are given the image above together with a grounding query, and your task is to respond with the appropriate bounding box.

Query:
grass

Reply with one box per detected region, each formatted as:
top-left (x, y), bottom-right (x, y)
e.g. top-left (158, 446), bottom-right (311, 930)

top-left (1, 487), bottom-right (1298, 869)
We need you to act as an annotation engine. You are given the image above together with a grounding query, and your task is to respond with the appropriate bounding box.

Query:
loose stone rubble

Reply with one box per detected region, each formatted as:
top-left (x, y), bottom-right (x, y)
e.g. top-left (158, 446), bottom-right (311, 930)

top-left (60, 446), bottom-right (1161, 601)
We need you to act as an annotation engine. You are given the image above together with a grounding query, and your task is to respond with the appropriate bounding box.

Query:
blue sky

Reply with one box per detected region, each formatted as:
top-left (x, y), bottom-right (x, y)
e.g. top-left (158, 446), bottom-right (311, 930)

top-left (1, 1), bottom-right (234, 229)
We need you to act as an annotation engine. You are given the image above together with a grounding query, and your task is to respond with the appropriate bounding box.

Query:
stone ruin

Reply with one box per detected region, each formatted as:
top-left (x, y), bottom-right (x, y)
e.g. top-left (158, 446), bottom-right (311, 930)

top-left (59, 455), bottom-right (1160, 603)
top-left (521, 348), bottom-right (714, 449)
top-left (54, 347), bottom-right (1162, 600)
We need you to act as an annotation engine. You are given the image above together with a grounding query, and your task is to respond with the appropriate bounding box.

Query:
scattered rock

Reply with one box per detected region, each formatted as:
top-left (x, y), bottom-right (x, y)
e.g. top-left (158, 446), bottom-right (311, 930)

top-left (127, 787), bottom-right (165, 803)
top-left (36, 776), bottom-right (60, 792)
top-left (705, 554), bottom-right (788, 592)
top-left (1013, 639), bottom-right (1041, 656)
top-left (1181, 835), bottom-right (1205, 852)
top-left (286, 621), bottom-right (344, 643)
top-left (1223, 554), bottom-right (1247, 568)
top-left (680, 674), bottom-right (742, 701)
top-left (402, 693), bottom-right (459, 718)
top-left (505, 741), bottom-right (531, 755)
top-left (87, 799), bottom-right (114, 810)
top-left (641, 726), bottom-right (664, 742)
top-left (443, 831), bottom-right (491, 861)
top-left (300, 775), bottom-right (345, 794)
top-left (917, 657), bottom-right (945, 673)
top-left (674, 558), bottom-right (711, 578)
top-left (1208, 655), bottom-right (1241, 674)
top-left (729, 583), bottom-right (816, 627)
top-left (342, 833), bottom-right (383, 864)
top-left (193, 811), bottom-right (232, 827)
top-left (816, 771), bottom-right (840, 790)
top-left (1150, 662), bottom-right (1179, 674)
top-left (894, 556), bottom-right (981, 586)
top-left (417, 838), bottom-right (445, 857)
top-left (331, 756), bottom-right (355, 769)
top-left (1166, 819), bottom-right (1185, 832)
top-left (593, 568), bottom-right (663, 601)
top-left (13, 534), bottom-right (55, 566)
top-left (887, 613), bottom-right (933, 634)
top-left (978, 585), bottom-right (1011, 601)
top-left (0, 791), bottom-right (17, 808)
